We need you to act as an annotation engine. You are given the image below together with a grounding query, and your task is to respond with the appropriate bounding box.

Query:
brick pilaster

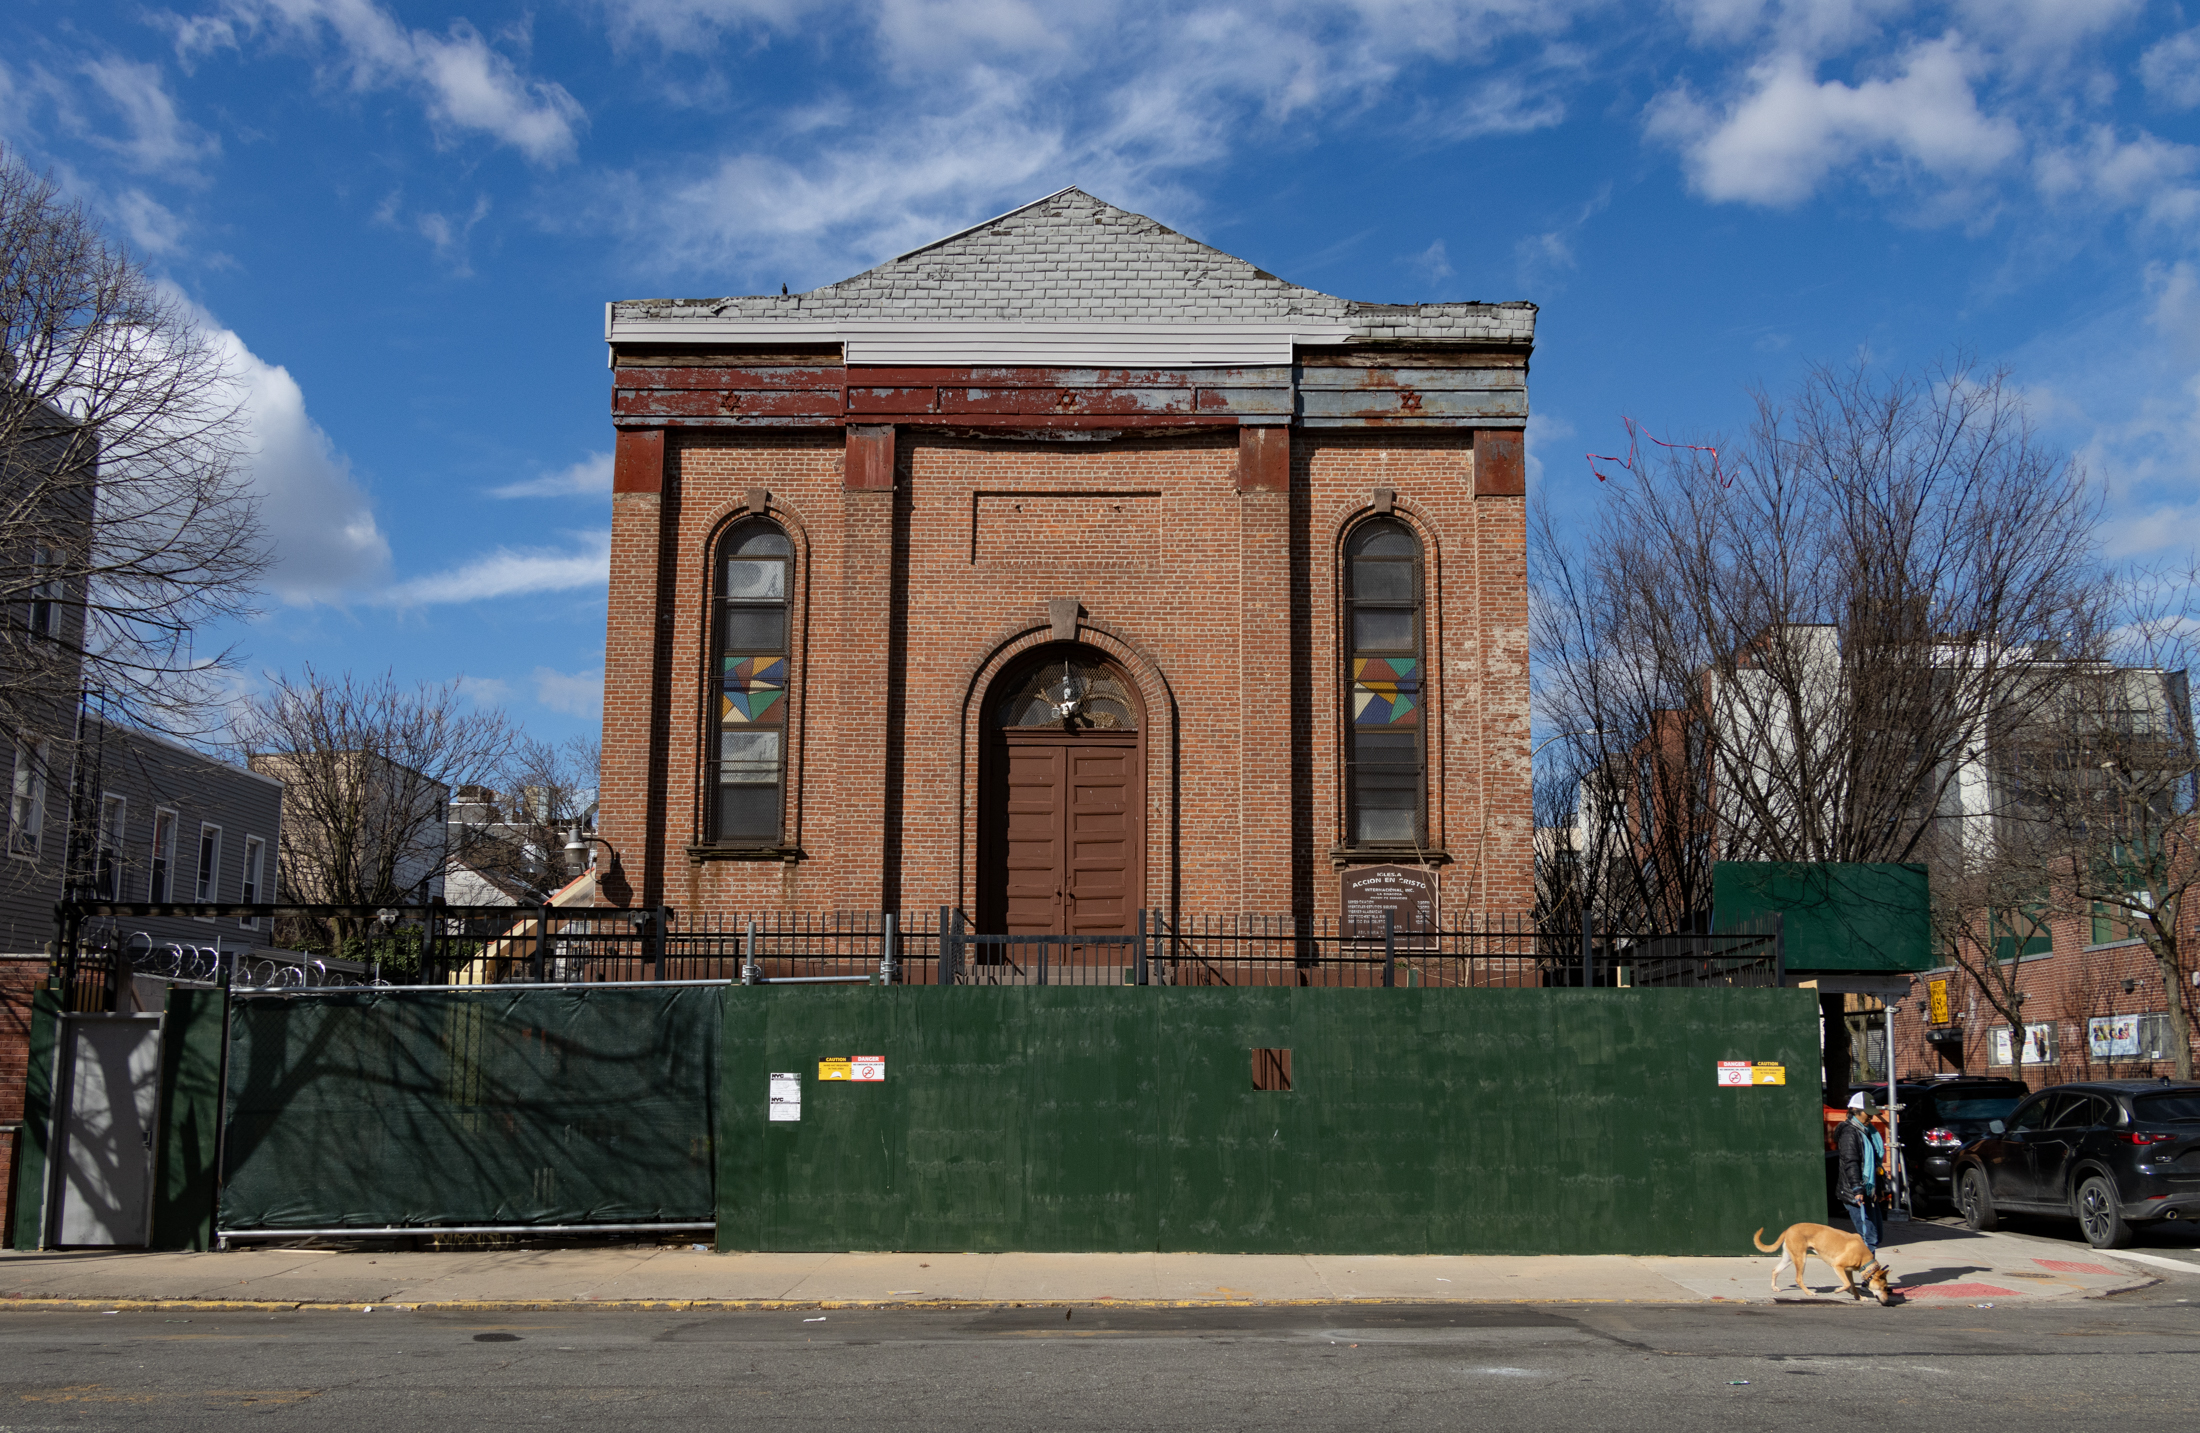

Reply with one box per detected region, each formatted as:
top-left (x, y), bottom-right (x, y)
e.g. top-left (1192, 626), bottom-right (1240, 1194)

top-left (833, 426), bottom-right (898, 910)
top-left (599, 428), bottom-right (672, 907)
top-left (1237, 424), bottom-right (1294, 913)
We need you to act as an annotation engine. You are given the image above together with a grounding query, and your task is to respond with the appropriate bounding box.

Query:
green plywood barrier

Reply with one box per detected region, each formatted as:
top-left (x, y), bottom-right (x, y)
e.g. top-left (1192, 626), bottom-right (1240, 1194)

top-left (220, 986), bottom-right (719, 1230)
top-left (1713, 861), bottom-right (1933, 973)
top-left (716, 985), bottom-right (1823, 1256)
top-left (7, 986), bottom-right (60, 1249)
top-left (152, 985), bottom-right (226, 1250)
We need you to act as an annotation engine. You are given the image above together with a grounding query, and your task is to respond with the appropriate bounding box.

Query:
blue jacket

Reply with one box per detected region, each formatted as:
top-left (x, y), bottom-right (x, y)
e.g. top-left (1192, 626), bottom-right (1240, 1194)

top-left (1835, 1117), bottom-right (1883, 1204)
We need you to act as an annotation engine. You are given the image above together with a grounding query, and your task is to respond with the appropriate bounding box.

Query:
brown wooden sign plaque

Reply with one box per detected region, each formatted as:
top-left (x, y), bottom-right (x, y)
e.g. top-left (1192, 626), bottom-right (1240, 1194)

top-left (1340, 864), bottom-right (1436, 937)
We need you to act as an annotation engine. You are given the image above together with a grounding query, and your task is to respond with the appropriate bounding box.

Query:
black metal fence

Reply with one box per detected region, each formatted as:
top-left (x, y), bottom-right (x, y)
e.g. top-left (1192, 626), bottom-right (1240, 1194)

top-left (52, 901), bottom-right (1782, 1003)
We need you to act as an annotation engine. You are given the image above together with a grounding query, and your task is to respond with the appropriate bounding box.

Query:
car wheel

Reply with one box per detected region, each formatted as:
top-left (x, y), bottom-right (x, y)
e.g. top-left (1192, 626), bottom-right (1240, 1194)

top-left (1959, 1168), bottom-right (1997, 1232)
top-left (2076, 1175), bottom-right (2132, 1249)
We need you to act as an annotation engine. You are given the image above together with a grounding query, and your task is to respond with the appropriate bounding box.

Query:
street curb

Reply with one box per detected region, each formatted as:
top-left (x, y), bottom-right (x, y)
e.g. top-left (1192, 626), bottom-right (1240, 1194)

top-left (0, 1288), bottom-right (2136, 1314)
top-left (0, 1295), bottom-right (1659, 1313)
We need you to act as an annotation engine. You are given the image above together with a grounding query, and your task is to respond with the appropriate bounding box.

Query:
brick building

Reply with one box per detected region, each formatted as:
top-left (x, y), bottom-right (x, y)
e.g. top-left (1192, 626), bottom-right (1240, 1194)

top-left (1879, 905), bottom-right (2197, 1090)
top-left (597, 189), bottom-right (1534, 932)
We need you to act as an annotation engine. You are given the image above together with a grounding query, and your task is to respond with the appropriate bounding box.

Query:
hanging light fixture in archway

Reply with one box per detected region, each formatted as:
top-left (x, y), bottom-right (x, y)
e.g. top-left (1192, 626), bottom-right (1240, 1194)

top-left (1045, 661), bottom-right (1087, 720)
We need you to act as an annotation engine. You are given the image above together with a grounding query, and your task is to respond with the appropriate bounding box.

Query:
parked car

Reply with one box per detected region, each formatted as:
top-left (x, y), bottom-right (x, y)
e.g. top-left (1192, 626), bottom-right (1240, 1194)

top-left (1953, 1080), bottom-right (2200, 1248)
top-left (1893, 1076), bottom-right (2031, 1211)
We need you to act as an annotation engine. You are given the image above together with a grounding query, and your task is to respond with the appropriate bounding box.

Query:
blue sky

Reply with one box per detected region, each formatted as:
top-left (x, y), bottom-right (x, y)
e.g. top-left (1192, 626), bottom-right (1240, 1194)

top-left (4, 0), bottom-right (2198, 751)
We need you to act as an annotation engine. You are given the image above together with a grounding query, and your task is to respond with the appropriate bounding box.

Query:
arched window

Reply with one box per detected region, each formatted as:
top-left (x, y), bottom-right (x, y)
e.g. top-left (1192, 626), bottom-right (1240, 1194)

top-left (1345, 520), bottom-right (1423, 845)
top-left (711, 521), bottom-right (791, 843)
top-left (994, 655), bottom-right (1139, 731)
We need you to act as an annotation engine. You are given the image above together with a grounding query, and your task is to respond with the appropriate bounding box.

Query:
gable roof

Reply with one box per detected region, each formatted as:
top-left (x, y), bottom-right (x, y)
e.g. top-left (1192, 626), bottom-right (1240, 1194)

top-left (610, 188), bottom-right (1534, 355)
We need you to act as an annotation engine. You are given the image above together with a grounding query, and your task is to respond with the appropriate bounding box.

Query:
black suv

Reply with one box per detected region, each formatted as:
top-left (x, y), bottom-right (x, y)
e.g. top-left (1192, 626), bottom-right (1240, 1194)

top-left (1892, 1076), bottom-right (2031, 1211)
top-left (1953, 1081), bottom-right (2200, 1248)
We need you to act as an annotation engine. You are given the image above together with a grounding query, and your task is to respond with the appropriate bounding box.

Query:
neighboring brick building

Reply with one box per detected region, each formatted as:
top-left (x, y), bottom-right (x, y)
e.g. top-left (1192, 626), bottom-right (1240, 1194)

top-left (598, 188), bottom-right (1534, 931)
top-left (1877, 902), bottom-right (2198, 1090)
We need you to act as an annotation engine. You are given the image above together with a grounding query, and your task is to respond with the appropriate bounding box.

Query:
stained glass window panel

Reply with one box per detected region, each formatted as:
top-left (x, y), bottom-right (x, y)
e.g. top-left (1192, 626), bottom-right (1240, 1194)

top-left (721, 559), bottom-right (786, 600)
top-left (1353, 608), bottom-right (1415, 652)
top-left (720, 730), bottom-right (781, 783)
top-left (1352, 657), bottom-right (1421, 725)
top-left (722, 606), bottom-right (786, 652)
top-left (1354, 732), bottom-right (1419, 843)
top-left (1350, 560), bottom-right (1414, 602)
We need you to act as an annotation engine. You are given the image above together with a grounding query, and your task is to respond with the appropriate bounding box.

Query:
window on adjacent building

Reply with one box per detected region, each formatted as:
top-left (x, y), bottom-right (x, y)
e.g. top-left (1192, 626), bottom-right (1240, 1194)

top-left (149, 808), bottom-right (176, 902)
top-left (28, 545), bottom-right (63, 639)
top-left (97, 794), bottom-right (126, 899)
top-left (241, 836), bottom-right (264, 929)
top-left (195, 823), bottom-right (222, 917)
top-left (711, 521), bottom-right (792, 844)
top-left (9, 741), bottom-right (48, 858)
top-left (1991, 903), bottom-right (2052, 961)
top-left (1344, 520), bottom-right (1423, 846)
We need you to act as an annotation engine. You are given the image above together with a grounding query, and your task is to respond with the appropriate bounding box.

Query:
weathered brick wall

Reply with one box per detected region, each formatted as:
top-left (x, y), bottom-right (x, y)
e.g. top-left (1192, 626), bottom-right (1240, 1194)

top-left (597, 426), bottom-right (1532, 924)
top-left (1, 956), bottom-right (45, 1247)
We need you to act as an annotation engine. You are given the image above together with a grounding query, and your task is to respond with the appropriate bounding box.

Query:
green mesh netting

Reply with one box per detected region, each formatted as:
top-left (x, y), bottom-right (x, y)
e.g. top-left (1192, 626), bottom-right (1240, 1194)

top-left (219, 986), bottom-right (718, 1230)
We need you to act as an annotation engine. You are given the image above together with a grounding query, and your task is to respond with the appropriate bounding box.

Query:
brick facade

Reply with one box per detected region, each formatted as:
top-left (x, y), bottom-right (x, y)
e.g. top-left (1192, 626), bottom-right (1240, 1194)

top-left (1878, 906), bottom-right (2197, 1090)
top-left (597, 427), bottom-right (1530, 923)
top-left (596, 190), bottom-right (1534, 928)
top-left (1, 956), bottom-right (43, 1246)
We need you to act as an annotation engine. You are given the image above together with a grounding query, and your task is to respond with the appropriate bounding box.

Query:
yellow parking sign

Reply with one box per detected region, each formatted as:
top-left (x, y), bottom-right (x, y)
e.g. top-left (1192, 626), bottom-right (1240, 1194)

top-left (1928, 978), bottom-right (1949, 1025)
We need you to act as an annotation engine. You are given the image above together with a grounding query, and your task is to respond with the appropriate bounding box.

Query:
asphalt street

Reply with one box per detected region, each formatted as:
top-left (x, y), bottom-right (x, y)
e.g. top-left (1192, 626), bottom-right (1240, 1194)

top-left (3, 1272), bottom-right (2197, 1433)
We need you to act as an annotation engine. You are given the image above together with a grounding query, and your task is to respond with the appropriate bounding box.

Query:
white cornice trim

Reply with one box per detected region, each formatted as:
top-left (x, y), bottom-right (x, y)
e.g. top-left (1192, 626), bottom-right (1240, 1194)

top-left (606, 319), bottom-right (1354, 367)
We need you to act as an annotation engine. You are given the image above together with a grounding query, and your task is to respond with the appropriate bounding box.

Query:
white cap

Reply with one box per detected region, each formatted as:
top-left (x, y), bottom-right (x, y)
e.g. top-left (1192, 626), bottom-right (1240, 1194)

top-left (1848, 1091), bottom-right (1874, 1110)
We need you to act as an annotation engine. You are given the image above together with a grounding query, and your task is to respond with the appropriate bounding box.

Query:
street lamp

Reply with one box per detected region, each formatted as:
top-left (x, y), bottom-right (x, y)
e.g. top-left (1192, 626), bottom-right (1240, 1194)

top-left (562, 826), bottom-right (614, 877)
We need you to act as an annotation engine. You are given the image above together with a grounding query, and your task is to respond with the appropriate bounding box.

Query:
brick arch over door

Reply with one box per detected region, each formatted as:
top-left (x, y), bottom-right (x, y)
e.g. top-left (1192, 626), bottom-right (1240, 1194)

top-left (956, 620), bottom-right (1179, 923)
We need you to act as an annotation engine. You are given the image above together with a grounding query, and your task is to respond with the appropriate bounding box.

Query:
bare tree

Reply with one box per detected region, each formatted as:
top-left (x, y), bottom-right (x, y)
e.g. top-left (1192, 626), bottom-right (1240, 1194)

top-left (1924, 817), bottom-right (2062, 1082)
top-left (1535, 357), bottom-right (2103, 879)
top-left (2, 147), bottom-right (265, 753)
top-left (232, 666), bottom-right (515, 956)
top-left (1535, 359), bottom-right (2104, 1098)
top-left (461, 734), bottom-right (601, 892)
top-left (2015, 565), bottom-right (2200, 1080)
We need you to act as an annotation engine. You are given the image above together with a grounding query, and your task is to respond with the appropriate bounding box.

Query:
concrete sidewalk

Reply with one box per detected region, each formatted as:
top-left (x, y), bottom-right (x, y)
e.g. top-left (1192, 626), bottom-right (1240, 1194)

top-left (0, 1219), bottom-right (2164, 1311)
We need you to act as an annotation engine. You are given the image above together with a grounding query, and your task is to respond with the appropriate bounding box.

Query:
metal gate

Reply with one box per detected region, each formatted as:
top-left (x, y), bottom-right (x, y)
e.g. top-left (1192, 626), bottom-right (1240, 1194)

top-left (48, 1014), bottom-right (163, 1247)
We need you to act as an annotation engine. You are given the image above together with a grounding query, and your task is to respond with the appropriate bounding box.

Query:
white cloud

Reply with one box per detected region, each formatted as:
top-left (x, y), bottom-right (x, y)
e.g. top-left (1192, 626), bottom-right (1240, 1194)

top-left (588, 0), bottom-right (1581, 282)
top-left (191, 312), bottom-right (393, 604)
top-left (490, 452), bottom-right (614, 500)
top-left (171, 1), bottom-right (585, 164)
top-left (375, 189), bottom-right (494, 272)
top-left (1648, 37), bottom-right (2021, 207)
top-left (109, 186), bottom-right (191, 257)
top-left (1512, 186), bottom-right (1610, 289)
top-left (1403, 239), bottom-right (1453, 284)
top-left (2140, 28), bottom-right (2200, 110)
top-left (78, 57), bottom-right (218, 176)
top-left (598, 0), bottom-right (807, 54)
top-left (377, 532), bottom-right (611, 607)
top-left (533, 666), bottom-right (605, 718)
top-left (2032, 126), bottom-right (2200, 228)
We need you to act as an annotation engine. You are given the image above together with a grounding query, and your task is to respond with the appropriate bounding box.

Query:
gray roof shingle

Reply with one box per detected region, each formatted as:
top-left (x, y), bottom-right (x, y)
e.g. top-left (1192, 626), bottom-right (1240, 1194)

top-left (613, 188), bottom-right (1534, 344)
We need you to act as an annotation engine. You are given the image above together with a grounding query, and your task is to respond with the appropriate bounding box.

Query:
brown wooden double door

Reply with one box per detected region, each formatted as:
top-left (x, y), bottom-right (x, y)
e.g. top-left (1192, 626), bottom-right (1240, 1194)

top-left (980, 732), bottom-right (1143, 936)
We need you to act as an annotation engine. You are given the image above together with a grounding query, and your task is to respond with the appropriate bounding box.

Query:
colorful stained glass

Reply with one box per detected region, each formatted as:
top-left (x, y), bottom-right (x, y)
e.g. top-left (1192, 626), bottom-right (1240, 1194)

top-left (722, 656), bottom-right (787, 725)
top-left (724, 656), bottom-right (786, 686)
top-left (1352, 656), bottom-right (1421, 726)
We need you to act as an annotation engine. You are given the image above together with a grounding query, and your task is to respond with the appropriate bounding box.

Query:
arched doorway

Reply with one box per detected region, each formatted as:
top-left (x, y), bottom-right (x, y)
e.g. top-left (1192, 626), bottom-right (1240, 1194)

top-left (978, 647), bottom-right (1145, 936)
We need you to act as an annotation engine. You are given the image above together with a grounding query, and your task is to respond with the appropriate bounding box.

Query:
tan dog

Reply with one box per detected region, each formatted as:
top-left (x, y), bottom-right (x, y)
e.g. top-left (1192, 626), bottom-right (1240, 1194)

top-left (1753, 1224), bottom-right (1895, 1305)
